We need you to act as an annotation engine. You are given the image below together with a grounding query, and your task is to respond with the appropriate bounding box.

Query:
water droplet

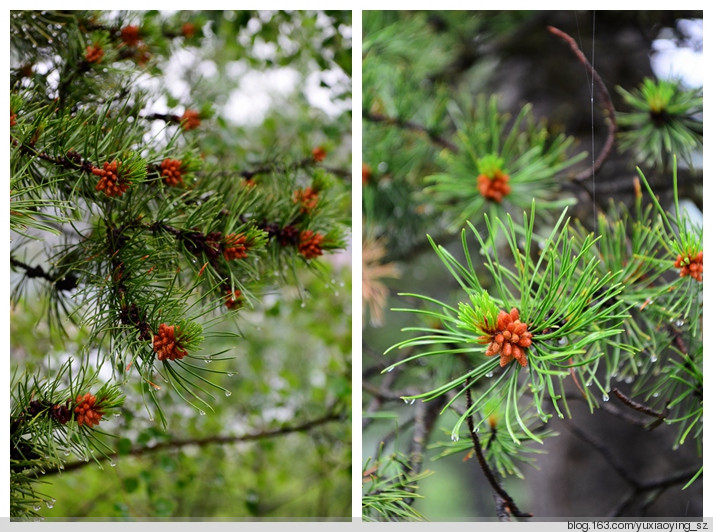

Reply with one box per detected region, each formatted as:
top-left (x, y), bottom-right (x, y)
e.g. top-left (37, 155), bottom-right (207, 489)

top-left (586, 381), bottom-right (592, 387)
top-left (558, 413), bottom-right (564, 419)
top-left (386, 366), bottom-right (394, 373)
top-left (650, 355), bottom-right (658, 363)
top-left (33, 505), bottom-right (41, 511)
top-left (485, 371), bottom-right (493, 378)
top-left (199, 410), bottom-right (206, 416)
top-left (46, 500), bottom-right (55, 509)
top-left (602, 394), bottom-right (610, 402)
top-left (451, 434), bottom-right (459, 442)
top-left (475, 427), bottom-right (480, 433)
top-left (84, 457), bottom-right (89, 462)
top-left (675, 320), bottom-right (685, 327)
top-left (403, 398), bottom-right (409, 404)
top-left (625, 376), bottom-right (634, 384)
top-left (110, 461), bottom-right (116, 467)
top-left (227, 373), bottom-right (234, 377)
top-left (653, 392), bottom-right (660, 398)
top-left (224, 391), bottom-right (232, 397)
top-left (339, 282), bottom-right (344, 287)
top-left (409, 399), bottom-right (415, 405)
top-left (63, 449), bottom-right (70, 456)
top-left (558, 337), bottom-right (568, 346)
top-left (300, 302), bottom-right (306, 308)
top-left (204, 358), bottom-right (211, 364)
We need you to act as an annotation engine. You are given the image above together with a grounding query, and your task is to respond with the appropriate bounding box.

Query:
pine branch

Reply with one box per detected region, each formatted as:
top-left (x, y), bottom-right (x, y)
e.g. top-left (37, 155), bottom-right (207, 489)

top-left (465, 383), bottom-right (531, 520)
top-left (363, 110), bottom-right (457, 152)
top-left (11, 137), bottom-right (95, 175)
top-left (10, 256), bottom-right (78, 292)
top-left (611, 387), bottom-right (669, 428)
top-left (40, 406), bottom-right (343, 477)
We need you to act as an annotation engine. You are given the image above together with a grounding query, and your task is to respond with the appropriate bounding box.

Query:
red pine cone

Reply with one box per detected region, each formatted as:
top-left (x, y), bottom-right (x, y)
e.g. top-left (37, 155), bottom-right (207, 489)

top-left (182, 22), bottom-right (196, 39)
top-left (85, 44), bottom-right (105, 64)
top-left (225, 289), bottom-right (244, 310)
top-left (180, 109), bottom-right (201, 131)
top-left (298, 230), bottom-right (324, 259)
top-left (93, 160), bottom-right (130, 197)
top-left (74, 393), bottom-right (103, 428)
top-left (11, 112), bottom-right (17, 127)
top-left (293, 187), bottom-right (319, 212)
top-left (311, 146), bottom-right (327, 162)
top-left (477, 170), bottom-right (511, 203)
top-left (223, 233), bottom-right (249, 260)
top-left (153, 323), bottom-right (188, 361)
top-left (160, 158), bottom-right (184, 186)
top-left (121, 25), bottom-right (141, 47)
top-left (674, 251), bottom-right (703, 282)
top-left (478, 308), bottom-right (532, 367)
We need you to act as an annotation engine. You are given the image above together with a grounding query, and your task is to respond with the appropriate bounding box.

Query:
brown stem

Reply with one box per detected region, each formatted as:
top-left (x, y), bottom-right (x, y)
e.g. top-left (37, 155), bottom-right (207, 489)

top-left (465, 383), bottom-right (531, 519)
top-left (547, 25), bottom-right (617, 182)
top-left (611, 387), bottom-right (669, 423)
top-left (40, 407), bottom-right (343, 477)
top-left (363, 110), bottom-right (458, 152)
top-left (11, 137), bottom-right (95, 174)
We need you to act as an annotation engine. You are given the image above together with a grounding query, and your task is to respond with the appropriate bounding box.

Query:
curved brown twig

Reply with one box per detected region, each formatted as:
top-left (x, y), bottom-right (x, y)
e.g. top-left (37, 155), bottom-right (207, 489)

top-left (465, 383), bottom-right (531, 520)
top-left (547, 25), bottom-right (617, 182)
top-left (611, 387), bottom-right (669, 430)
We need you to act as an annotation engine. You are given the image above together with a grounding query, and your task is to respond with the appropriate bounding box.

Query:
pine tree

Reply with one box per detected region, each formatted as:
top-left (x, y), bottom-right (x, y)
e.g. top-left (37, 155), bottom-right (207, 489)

top-left (10, 10), bottom-right (351, 519)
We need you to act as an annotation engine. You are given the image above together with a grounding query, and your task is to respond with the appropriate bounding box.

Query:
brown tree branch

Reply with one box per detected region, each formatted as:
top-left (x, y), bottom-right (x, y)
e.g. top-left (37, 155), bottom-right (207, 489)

top-left (547, 25), bottom-right (617, 182)
top-left (611, 387), bottom-right (670, 429)
top-left (465, 383), bottom-right (531, 520)
top-left (39, 408), bottom-right (343, 477)
top-left (363, 110), bottom-right (458, 152)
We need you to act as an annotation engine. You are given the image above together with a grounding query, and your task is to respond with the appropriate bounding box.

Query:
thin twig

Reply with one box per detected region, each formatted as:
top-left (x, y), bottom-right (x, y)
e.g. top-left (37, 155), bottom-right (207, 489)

top-left (547, 25), bottom-right (617, 182)
top-left (611, 387), bottom-right (669, 422)
top-left (465, 383), bottom-right (531, 520)
top-left (363, 110), bottom-right (458, 152)
top-left (40, 408), bottom-right (343, 477)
